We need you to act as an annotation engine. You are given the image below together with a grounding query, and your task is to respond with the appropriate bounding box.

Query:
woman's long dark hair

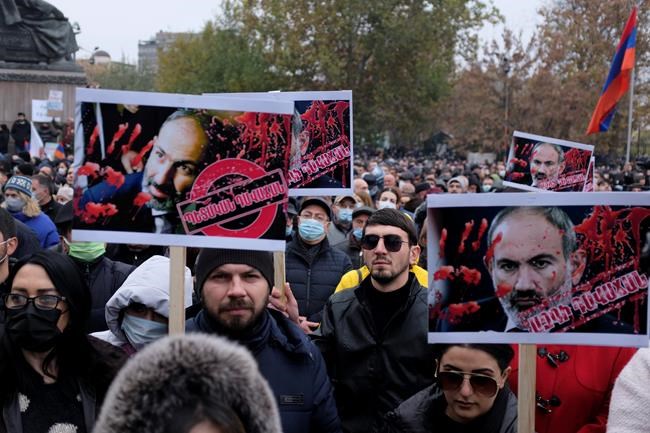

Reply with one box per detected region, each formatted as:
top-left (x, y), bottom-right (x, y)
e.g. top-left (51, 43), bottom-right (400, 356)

top-left (0, 251), bottom-right (112, 402)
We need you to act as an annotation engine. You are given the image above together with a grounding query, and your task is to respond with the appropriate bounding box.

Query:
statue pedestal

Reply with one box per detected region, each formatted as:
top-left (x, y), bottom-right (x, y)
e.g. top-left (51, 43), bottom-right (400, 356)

top-left (0, 64), bottom-right (86, 146)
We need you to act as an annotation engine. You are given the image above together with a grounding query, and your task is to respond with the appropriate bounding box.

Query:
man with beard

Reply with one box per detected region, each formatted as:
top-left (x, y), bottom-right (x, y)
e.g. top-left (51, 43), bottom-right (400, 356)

top-left (313, 208), bottom-right (435, 433)
top-left (486, 206), bottom-right (631, 333)
top-left (486, 207), bottom-right (638, 433)
top-left (80, 110), bottom-right (209, 233)
top-left (186, 248), bottom-right (340, 433)
top-left (529, 142), bottom-right (565, 189)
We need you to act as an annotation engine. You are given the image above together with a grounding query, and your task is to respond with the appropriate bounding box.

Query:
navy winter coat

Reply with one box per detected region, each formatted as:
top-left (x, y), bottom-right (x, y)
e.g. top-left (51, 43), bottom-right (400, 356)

top-left (187, 308), bottom-right (341, 433)
top-left (285, 237), bottom-right (352, 323)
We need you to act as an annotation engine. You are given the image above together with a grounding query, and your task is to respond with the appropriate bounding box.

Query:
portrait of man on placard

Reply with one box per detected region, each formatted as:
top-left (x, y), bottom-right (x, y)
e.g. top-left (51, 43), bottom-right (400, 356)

top-left (428, 197), bottom-right (650, 345)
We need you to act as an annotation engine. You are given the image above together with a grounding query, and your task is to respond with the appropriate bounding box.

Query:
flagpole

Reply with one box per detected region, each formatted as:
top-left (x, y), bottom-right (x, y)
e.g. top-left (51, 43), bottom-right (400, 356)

top-left (625, 66), bottom-right (635, 164)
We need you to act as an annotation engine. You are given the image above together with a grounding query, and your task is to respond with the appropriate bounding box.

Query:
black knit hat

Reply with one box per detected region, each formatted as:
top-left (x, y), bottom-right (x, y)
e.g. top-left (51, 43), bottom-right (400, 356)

top-left (195, 248), bottom-right (274, 293)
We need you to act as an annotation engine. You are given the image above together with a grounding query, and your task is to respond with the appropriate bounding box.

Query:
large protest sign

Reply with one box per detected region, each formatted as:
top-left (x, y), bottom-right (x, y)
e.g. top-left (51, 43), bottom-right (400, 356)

top-left (73, 89), bottom-right (294, 251)
top-left (504, 132), bottom-right (594, 192)
top-left (205, 91), bottom-right (353, 196)
top-left (427, 192), bottom-right (650, 347)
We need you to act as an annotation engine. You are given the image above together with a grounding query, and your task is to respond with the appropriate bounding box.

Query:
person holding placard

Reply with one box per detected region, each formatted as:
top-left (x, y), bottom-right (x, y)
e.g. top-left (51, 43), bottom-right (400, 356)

top-left (186, 248), bottom-right (341, 433)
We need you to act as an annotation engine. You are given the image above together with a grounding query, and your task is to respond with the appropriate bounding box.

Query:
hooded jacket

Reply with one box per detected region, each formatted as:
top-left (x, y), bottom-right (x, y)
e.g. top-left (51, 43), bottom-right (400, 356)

top-left (93, 333), bottom-right (282, 433)
top-left (92, 255), bottom-right (193, 350)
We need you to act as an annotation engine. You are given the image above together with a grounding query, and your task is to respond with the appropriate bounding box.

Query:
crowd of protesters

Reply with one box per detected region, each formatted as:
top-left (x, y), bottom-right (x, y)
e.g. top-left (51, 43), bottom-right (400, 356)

top-left (0, 113), bottom-right (648, 432)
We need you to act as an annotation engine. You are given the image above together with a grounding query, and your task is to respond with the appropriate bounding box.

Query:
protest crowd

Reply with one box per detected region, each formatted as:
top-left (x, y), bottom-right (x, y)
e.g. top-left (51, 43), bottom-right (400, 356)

top-left (0, 112), bottom-right (648, 433)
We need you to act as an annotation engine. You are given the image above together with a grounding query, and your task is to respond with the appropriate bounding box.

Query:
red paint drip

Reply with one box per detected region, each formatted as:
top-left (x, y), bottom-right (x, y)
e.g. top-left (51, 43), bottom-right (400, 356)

top-left (484, 232), bottom-right (503, 266)
top-left (458, 220), bottom-right (475, 254)
top-left (439, 228), bottom-right (447, 258)
top-left (472, 218), bottom-right (488, 251)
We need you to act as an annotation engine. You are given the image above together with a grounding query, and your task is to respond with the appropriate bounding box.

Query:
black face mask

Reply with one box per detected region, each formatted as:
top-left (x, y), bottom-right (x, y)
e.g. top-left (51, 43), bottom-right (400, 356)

top-left (5, 304), bottom-right (62, 352)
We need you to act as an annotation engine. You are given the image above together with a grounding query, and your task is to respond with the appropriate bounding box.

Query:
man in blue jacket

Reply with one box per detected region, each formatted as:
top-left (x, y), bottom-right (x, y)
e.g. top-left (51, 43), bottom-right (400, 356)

top-left (186, 248), bottom-right (341, 433)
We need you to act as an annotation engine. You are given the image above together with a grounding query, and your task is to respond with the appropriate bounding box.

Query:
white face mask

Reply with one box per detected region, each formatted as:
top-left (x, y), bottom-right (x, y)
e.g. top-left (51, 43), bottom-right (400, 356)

top-left (121, 314), bottom-right (168, 350)
top-left (377, 201), bottom-right (397, 210)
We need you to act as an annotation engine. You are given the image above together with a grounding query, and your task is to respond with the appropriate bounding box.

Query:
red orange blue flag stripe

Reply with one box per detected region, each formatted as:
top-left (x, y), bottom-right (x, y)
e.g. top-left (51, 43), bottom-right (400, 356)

top-left (586, 7), bottom-right (637, 135)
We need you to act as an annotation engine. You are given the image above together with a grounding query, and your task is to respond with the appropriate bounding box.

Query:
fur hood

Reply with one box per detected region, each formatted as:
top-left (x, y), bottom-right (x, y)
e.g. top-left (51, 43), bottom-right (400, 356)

top-left (93, 334), bottom-right (282, 433)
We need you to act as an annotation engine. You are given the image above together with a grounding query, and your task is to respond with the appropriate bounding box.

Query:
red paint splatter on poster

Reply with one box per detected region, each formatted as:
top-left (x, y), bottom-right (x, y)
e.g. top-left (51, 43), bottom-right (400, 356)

top-left (472, 218), bottom-right (489, 251)
top-left (459, 266), bottom-right (481, 286)
top-left (458, 220), bottom-right (475, 254)
top-left (439, 228), bottom-right (447, 258)
top-left (484, 232), bottom-right (503, 266)
top-left (434, 265), bottom-right (456, 281)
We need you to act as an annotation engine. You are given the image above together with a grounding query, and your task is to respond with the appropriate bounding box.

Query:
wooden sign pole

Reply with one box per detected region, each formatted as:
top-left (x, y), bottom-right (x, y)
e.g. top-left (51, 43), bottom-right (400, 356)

top-left (517, 344), bottom-right (537, 433)
top-left (168, 245), bottom-right (187, 335)
top-left (273, 251), bottom-right (286, 301)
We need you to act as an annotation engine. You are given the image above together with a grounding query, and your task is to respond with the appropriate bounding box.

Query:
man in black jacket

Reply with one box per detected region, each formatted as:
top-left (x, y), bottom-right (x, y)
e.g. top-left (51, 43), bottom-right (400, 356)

top-left (10, 113), bottom-right (30, 152)
top-left (312, 208), bottom-right (435, 433)
top-left (186, 248), bottom-right (341, 433)
top-left (285, 197), bottom-right (352, 331)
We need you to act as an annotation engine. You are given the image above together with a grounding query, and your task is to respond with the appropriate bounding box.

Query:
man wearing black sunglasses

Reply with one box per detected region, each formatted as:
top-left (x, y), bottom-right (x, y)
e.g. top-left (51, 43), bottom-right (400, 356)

top-left (313, 208), bottom-right (435, 433)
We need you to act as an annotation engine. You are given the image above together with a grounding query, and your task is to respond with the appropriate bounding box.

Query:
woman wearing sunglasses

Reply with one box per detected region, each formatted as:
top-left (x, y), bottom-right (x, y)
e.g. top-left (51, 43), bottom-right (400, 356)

top-left (377, 344), bottom-right (517, 433)
top-left (0, 250), bottom-right (126, 433)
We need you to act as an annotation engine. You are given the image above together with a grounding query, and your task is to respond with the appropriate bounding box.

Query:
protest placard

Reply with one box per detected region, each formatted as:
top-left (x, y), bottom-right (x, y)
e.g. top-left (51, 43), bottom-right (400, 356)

top-left (427, 192), bottom-right (650, 347)
top-left (72, 89), bottom-right (294, 251)
top-left (504, 131), bottom-right (594, 192)
top-left (205, 91), bottom-right (353, 196)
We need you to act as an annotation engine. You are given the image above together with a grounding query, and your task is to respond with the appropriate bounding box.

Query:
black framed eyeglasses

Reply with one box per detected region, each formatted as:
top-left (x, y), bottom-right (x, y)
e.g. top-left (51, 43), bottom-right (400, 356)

top-left (436, 370), bottom-right (500, 397)
top-left (360, 234), bottom-right (409, 252)
top-left (2, 293), bottom-right (67, 311)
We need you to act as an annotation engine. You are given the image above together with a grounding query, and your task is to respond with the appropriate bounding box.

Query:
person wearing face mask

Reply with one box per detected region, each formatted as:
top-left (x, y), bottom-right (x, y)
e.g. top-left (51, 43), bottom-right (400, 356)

top-left (0, 250), bottom-right (127, 433)
top-left (328, 194), bottom-right (359, 247)
top-left (376, 344), bottom-right (517, 433)
top-left (2, 175), bottom-right (59, 249)
top-left (285, 197), bottom-right (352, 330)
top-left (336, 206), bottom-right (375, 268)
top-left (91, 255), bottom-right (193, 355)
top-left (376, 187), bottom-right (400, 211)
top-left (53, 202), bottom-right (136, 333)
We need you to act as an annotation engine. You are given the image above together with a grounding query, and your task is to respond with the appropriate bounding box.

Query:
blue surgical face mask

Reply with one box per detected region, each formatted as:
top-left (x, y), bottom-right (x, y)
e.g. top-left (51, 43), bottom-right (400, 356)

top-left (338, 208), bottom-right (353, 223)
top-left (5, 196), bottom-right (24, 212)
top-left (298, 219), bottom-right (325, 242)
top-left (121, 314), bottom-right (168, 351)
top-left (285, 226), bottom-right (294, 237)
top-left (352, 227), bottom-right (363, 240)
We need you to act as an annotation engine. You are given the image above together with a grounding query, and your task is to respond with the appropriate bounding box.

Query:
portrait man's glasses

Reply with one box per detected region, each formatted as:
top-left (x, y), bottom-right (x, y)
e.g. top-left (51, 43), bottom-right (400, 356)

top-left (361, 234), bottom-right (409, 252)
top-left (2, 293), bottom-right (67, 311)
top-left (435, 370), bottom-right (499, 397)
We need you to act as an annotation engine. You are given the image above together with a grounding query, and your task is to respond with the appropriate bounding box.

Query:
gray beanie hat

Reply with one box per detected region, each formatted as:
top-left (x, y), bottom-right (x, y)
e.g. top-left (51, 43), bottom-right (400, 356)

top-left (195, 248), bottom-right (274, 292)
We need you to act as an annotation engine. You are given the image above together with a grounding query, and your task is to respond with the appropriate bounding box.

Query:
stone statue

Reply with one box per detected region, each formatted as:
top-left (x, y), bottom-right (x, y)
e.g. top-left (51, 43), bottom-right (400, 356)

top-left (0, 0), bottom-right (79, 64)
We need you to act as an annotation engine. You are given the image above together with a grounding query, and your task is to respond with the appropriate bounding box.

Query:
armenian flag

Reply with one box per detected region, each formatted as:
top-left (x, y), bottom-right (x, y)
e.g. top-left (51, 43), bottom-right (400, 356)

top-left (54, 143), bottom-right (66, 160)
top-left (586, 7), bottom-right (637, 135)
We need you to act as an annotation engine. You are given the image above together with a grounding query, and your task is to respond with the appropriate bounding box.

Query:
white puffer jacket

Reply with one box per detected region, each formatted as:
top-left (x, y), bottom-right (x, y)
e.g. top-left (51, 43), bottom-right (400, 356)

top-left (91, 255), bottom-right (193, 347)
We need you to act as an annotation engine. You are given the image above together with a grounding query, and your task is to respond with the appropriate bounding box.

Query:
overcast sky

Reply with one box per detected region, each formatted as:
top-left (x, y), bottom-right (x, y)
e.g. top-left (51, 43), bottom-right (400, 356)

top-left (51, 0), bottom-right (544, 63)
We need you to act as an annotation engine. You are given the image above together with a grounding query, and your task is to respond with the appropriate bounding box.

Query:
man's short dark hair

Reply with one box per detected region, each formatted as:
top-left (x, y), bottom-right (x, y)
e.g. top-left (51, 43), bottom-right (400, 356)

top-left (531, 142), bottom-right (565, 165)
top-left (32, 174), bottom-right (54, 195)
top-left (488, 206), bottom-right (577, 260)
top-left (364, 208), bottom-right (418, 246)
top-left (0, 208), bottom-right (17, 240)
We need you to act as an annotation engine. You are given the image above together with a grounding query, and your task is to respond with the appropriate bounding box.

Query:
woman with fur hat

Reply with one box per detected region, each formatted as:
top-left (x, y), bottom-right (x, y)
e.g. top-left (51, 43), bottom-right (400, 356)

top-left (0, 250), bottom-right (126, 432)
top-left (94, 333), bottom-right (283, 433)
top-left (3, 175), bottom-right (58, 248)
